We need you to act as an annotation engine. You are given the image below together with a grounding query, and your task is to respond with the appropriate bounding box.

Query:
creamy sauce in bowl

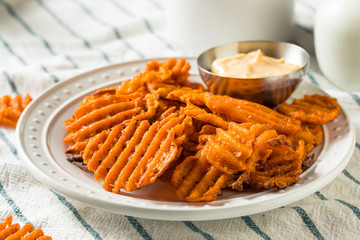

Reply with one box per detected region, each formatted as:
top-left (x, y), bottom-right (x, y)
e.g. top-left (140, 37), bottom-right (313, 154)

top-left (211, 49), bottom-right (301, 78)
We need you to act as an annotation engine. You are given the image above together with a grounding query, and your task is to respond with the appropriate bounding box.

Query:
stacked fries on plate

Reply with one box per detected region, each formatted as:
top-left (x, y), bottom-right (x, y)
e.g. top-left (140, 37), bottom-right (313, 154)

top-left (64, 58), bottom-right (340, 202)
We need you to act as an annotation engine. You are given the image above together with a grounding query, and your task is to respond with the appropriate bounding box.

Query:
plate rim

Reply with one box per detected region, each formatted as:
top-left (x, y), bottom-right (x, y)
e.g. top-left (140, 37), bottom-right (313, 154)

top-left (16, 58), bottom-right (356, 221)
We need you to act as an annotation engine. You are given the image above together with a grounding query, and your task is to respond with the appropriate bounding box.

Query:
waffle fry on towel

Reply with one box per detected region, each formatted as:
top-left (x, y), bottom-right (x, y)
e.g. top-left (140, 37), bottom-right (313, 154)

top-left (0, 94), bottom-right (32, 128)
top-left (0, 216), bottom-right (52, 240)
top-left (64, 58), bottom-right (341, 202)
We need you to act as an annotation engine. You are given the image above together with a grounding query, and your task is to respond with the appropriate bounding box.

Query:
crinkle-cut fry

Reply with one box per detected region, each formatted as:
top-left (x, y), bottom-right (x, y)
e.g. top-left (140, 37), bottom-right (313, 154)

top-left (0, 94), bottom-right (32, 128)
top-left (0, 118), bottom-right (17, 128)
top-left (255, 163), bottom-right (301, 177)
top-left (170, 58), bottom-right (190, 76)
top-left (117, 75), bottom-right (146, 95)
top-left (276, 94), bottom-right (340, 124)
top-left (0, 223), bottom-right (20, 239)
top-left (250, 140), bottom-right (305, 190)
top-left (112, 121), bottom-right (161, 192)
top-left (187, 168), bottom-right (233, 202)
top-left (215, 127), bottom-right (253, 157)
top-left (166, 88), bottom-right (206, 106)
top-left (172, 152), bottom-right (232, 202)
top-left (125, 115), bottom-right (187, 191)
top-left (172, 153), bottom-right (210, 200)
top-left (250, 175), bottom-right (301, 190)
top-left (36, 236), bottom-right (52, 240)
top-left (171, 156), bottom-right (198, 188)
top-left (65, 141), bottom-right (88, 155)
top-left (82, 130), bottom-right (108, 164)
top-left (94, 120), bottom-right (137, 180)
top-left (190, 124), bottom-right (217, 143)
top-left (92, 88), bottom-right (117, 98)
top-left (204, 93), bottom-right (301, 135)
top-left (0, 216), bottom-right (12, 231)
top-left (64, 107), bottom-right (141, 144)
top-left (203, 136), bottom-right (247, 174)
top-left (142, 93), bottom-right (160, 116)
top-left (87, 124), bottom-right (125, 172)
top-left (149, 58), bottom-right (190, 77)
top-left (158, 106), bottom-right (177, 120)
top-left (6, 223), bottom-right (34, 240)
top-left (183, 101), bottom-right (228, 129)
top-left (144, 58), bottom-right (196, 87)
top-left (137, 117), bottom-right (189, 189)
top-left (231, 129), bottom-right (278, 191)
top-left (74, 92), bottom-right (143, 119)
top-left (227, 122), bottom-right (258, 142)
top-left (66, 98), bottom-right (140, 132)
top-left (143, 69), bottom-right (173, 85)
top-left (104, 120), bottom-right (150, 192)
top-left (21, 229), bottom-right (48, 240)
top-left (287, 124), bottom-right (323, 154)
top-left (147, 82), bottom-right (178, 97)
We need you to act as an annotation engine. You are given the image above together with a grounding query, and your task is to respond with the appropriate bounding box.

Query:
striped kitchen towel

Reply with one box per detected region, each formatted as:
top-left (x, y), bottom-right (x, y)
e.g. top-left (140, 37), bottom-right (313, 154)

top-left (0, 0), bottom-right (359, 239)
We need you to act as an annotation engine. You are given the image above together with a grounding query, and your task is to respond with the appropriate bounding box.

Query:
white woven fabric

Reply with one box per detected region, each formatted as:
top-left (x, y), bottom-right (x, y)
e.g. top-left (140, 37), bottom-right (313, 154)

top-left (0, 0), bottom-right (359, 239)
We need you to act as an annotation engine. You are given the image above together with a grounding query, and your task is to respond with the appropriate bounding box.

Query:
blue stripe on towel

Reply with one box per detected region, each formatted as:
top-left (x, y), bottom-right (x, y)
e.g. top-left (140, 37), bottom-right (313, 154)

top-left (314, 191), bottom-right (360, 221)
top-left (3, 72), bottom-right (21, 95)
top-left (314, 191), bottom-right (328, 201)
top-left (291, 206), bottom-right (325, 240)
top-left (35, 0), bottom-right (111, 64)
top-left (50, 190), bottom-right (103, 240)
top-left (40, 65), bottom-right (60, 83)
top-left (342, 169), bottom-right (360, 185)
top-left (0, 130), bottom-right (19, 160)
top-left (0, 34), bottom-right (27, 65)
top-left (0, 182), bottom-right (31, 224)
top-left (307, 72), bottom-right (319, 86)
top-left (0, 33), bottom-right (68, 82)
top-left (125, 216), bottom-right (152, 240)
top-left (108, 0), bottom-right (175, 52)
top-left (297, 0), bottom-right (316, 13)
top-left (72, 0), bottom-right (144, 58)
top-left (0, 0), bottom-right (77, 69)
top-left (149, 0), bottom-right (163, 11)
top-left (335, 199), bottom-right (360, 220)
top-left (241, 216), bottom-right (271, 240)
top-left (356, 142), bottom-right (360, 150)
top-left (183, 221), bottom-right (214, 240)
top-left (142, 18), bottom-right (175, 51)
top-left (348, 92), bottom-right (360, 106)
top-left (295, 23), bottom-right (314, 35)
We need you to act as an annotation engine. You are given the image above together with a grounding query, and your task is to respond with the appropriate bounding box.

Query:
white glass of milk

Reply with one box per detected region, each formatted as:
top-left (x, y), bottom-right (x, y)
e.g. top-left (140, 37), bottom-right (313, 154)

top-left (315, 0), bottom-right (360, 91)
top-left (165, 0), bottom-right (295, 55)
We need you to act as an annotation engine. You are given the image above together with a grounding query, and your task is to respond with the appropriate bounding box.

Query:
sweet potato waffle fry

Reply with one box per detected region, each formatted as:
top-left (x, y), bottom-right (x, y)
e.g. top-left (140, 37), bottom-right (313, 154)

top-left (64, 57), bottom-right (341, 202)
top-left (276, 94), bottom-right (340, 124)
top-left (0, 216), bottom-right (52, 240)
top-left (0, 94), bottom-right (32, 128)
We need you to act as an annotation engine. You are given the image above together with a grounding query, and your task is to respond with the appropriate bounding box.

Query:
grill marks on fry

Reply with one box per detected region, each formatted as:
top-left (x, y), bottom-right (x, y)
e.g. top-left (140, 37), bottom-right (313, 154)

top-left (0, 216), bottom-right (52, 239)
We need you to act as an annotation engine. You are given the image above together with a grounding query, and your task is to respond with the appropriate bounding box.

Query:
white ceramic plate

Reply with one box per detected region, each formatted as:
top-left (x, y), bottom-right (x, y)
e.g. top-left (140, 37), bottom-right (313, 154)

top-left (16, 58), bottom-right (355, 221)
